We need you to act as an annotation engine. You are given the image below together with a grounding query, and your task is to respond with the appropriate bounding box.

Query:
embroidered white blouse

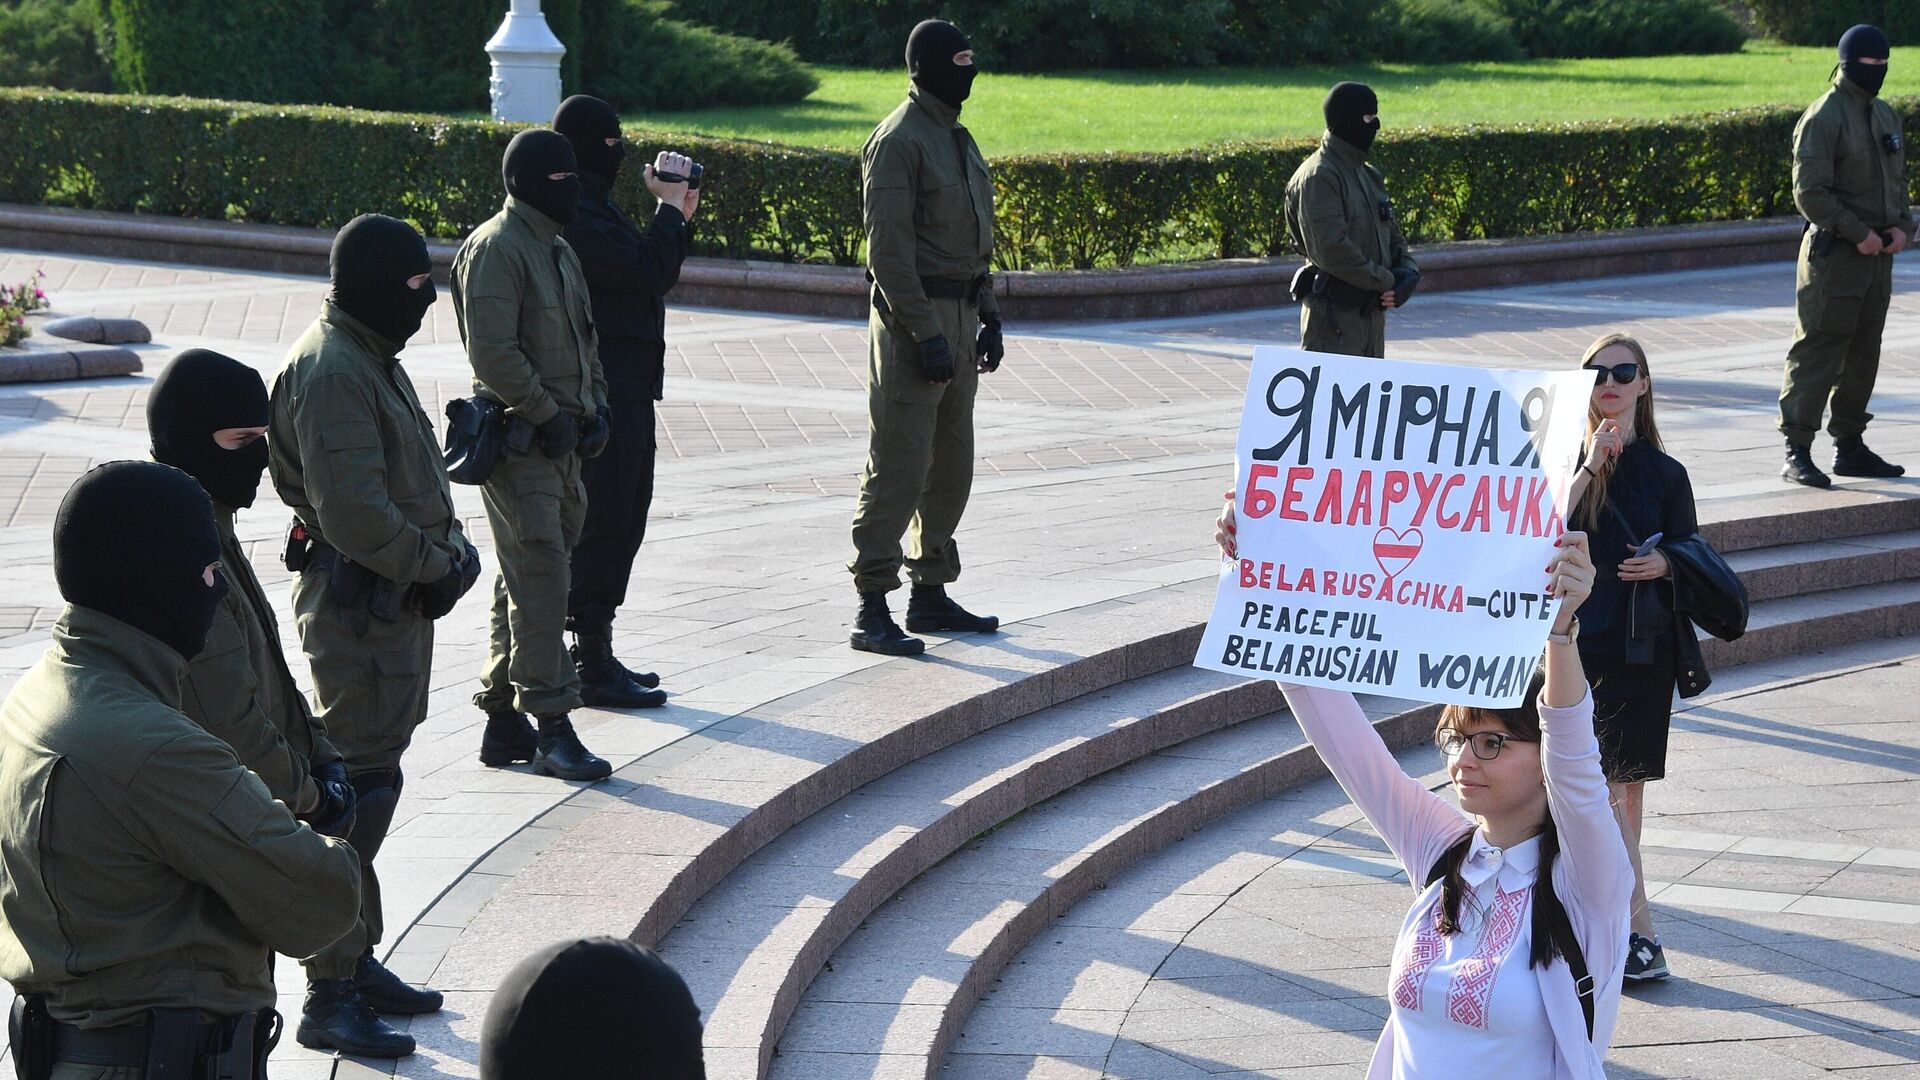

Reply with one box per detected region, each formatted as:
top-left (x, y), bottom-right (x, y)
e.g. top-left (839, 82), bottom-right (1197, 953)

top-left (1389, 834), bottom-right (1554, 1074)
top-left (1278, 683), bottom-right (1634, 1080)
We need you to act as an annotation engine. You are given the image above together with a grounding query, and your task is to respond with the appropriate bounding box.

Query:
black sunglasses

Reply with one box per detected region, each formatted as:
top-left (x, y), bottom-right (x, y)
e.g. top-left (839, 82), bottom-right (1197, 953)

top-left (1585, 362), bottom-right (1640, 386)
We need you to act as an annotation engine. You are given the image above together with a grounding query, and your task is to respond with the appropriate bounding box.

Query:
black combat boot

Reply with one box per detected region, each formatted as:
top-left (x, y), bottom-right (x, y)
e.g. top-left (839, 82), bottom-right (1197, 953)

top-left (1782, 439), bottom-right (1832, 489)
top-left (533, 714), bottom-right (612, 781)
top-left (1833, 436), bottom-right (1906, 478)
top-left (850, 590), bottom-right (924, 655)
top-left (572, 626), bottom-right (666, 708)
top-left (572, 624), bottom-right (660, 687)
top-left (905, 583), bottom-right (1000, 634)
top-left (478, 707), bottom-right (538, 767)
top-left (353, 949), bottom-right (444, 1016)
top-left (297, 978), bottom-right (416, 1058)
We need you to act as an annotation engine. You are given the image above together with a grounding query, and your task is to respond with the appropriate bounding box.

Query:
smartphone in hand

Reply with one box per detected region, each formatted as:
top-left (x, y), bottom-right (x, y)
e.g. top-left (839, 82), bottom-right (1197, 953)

top-left (1630, 532), bottom-right (1664, 558)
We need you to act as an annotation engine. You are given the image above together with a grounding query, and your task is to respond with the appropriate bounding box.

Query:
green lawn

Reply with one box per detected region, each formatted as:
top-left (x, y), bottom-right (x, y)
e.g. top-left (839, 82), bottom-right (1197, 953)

top-left (629, 42), bottom-right (1887, 155)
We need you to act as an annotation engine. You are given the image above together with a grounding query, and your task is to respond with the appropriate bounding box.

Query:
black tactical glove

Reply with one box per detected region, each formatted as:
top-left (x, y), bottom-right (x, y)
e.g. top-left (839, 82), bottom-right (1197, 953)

top-left (578, 406), bottom-right (611, 459)
top-left (977, 314), bottom-right (1005, 373)
top-left (918, 334), bottom-right (955, 384)
top-left (537, 411), bottom-right (580, 459)
top-left (417, 542), bottom-right (481, 620)
top-left (1390, 266), bottom-right (1421, 308)
top-left (304, 759), bottom-right (358, 839)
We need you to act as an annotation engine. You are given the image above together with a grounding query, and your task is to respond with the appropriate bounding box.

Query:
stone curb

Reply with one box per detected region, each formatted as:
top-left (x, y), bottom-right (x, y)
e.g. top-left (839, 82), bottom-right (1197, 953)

top-left (0, 342), bottom-right (142, 383)
top-left (0, 202), bottom-right (1810, 321)
top-left (420, 589), bottom-right (1209, 987)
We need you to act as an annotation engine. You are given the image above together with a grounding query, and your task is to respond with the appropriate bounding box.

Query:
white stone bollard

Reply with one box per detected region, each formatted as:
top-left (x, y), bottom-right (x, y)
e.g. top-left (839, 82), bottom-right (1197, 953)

top-left (486, 0), bottom-right (567, 123)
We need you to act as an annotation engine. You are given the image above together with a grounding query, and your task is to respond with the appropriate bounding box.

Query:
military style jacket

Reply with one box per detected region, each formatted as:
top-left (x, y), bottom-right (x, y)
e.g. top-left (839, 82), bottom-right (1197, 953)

top-left (1794, 73), bottom-right (1915, 245)
top-left (0, 607), bottom-right (360, 1025)
top-left (452, 197), bottom-right (609, 425)
top-left (269, 302), bottom-right (464, 587)
top-left (863, 85), bottom-right (1001, 345)
top-left (178, 504), bottom-right (340, 811)
top-left (564, 174), bottom-right (690, 401)
top-left (1284, 133), bottom-right (1416, 293)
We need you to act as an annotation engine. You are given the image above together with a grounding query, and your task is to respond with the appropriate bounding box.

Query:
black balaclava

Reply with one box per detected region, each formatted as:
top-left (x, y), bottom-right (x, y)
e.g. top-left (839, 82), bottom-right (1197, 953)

top-left (1840, 23), bottom-right (1891, 97)
top-left (907, 19), bottom-right (976, 110)
top-left (328, 214), bottom-right (436, 351)
top-left (480, 937), bottom-right (705, 1080)
top-left (504, 128), bottom-right (582, 226)
top-left (1324, 81), bottom-right (1381, 155)
top-left (54, 461), bottom-right (227, 661)
top-left (149, 349), bottom-right (270, 511)
top-left (553, 95), bottom-right (624, 183)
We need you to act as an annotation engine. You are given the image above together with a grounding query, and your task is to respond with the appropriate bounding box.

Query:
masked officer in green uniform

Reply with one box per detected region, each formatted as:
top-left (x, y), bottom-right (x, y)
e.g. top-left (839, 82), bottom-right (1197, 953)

top-left (453, 129), bottom-right (614, 782)
top-left (149, 349), bottom-right (357, 838)
top-left (849, 19), bottom-right (1006, 657)
top-left (271, 214), bottom-right (483, 1058)
top-left (0, 461), bottom-right (362, 1080)
top-left (1779, 23), bottom-right (1911, 488)
top-left (1284, 81), bottom-right (1419, 358)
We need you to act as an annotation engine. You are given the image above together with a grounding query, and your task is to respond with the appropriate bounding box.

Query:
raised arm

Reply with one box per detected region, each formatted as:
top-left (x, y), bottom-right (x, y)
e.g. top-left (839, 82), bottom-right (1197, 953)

top-left (1280, 683), bottom-right (1474, 883)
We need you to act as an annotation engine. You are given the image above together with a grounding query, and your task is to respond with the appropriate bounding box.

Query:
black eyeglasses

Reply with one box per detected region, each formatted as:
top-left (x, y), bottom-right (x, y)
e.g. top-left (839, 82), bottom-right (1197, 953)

top-left (1586, 362), bottom-right (1640, 386)
top-left (1438, 730), bottom-right (1538, 761)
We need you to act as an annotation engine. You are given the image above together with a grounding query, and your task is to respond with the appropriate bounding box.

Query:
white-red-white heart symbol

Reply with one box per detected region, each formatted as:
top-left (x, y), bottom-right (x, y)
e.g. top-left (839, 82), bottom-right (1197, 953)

top-left (1373, 527), bottom-right (1424, 579)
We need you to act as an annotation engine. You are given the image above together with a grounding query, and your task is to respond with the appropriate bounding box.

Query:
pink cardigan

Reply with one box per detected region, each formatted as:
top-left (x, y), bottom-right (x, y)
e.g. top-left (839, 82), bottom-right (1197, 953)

top-left (1279, 683), bottom-right (1634, 1079)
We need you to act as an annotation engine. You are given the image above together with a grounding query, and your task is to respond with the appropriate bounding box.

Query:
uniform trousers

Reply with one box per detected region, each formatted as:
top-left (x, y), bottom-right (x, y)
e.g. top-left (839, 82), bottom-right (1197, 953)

top-left (850, 296), bottom-right (978, 594)
top-left (1779, 234), bottom-right (1893, 446)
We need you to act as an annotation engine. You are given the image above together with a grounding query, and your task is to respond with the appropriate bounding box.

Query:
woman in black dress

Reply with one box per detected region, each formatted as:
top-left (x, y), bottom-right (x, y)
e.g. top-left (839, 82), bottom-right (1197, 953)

top-left (1567, 333), bottom-right (1696, 984)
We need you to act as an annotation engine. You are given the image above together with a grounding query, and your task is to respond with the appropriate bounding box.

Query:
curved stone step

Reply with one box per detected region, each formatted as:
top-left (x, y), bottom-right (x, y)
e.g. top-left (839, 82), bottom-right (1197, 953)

top-left (1726, 529), bottom-right (1920, 603)
top-left (1699, 486), bottom-right (1920, 555)
top-left (768, 695), bottom-right (1437, 1080)
top-left (1701, 579), bottom-right (1920, 671)
top-left (656, 662), bottom-right (1294, 1078)
top-left (426, 591), bottom-right (1210, 995)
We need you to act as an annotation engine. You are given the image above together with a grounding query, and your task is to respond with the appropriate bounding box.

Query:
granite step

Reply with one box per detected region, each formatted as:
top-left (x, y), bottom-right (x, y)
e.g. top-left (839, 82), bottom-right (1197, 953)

top-left (653, 662), bottom-right (1297, 1079)
top-left (767, 695), bottom-right (1436, 1080)
top-left (1724, 529), bottom-right (1920, 603)
top-left (1701, 579), bottom-right (1920, 671)
top-left (1697, 484), bottom-right (1920, 555)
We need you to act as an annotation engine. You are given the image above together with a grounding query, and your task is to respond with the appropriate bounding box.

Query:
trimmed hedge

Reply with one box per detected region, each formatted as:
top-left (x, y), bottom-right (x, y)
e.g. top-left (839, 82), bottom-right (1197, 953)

top-left (1746, 2), bottom-right (1920, 46)
top-left (3, 87), bottom-right (1918, 270)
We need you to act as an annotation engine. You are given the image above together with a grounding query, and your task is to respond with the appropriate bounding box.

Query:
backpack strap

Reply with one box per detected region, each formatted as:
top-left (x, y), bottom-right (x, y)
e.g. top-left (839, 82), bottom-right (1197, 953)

top-left (1423, 833), bottom-right (1595, 1040)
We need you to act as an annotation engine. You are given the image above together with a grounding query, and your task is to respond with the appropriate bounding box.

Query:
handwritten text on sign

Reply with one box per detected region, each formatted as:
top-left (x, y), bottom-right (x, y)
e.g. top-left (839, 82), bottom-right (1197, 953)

top-left (1194, 348), bottom-right (1592, 707)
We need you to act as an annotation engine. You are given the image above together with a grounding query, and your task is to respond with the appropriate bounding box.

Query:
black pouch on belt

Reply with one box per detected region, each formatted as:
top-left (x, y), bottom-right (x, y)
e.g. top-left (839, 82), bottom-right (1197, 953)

top-left (200, 1009), bottom-right (270, 1080)
top-left (368, 577), bottom-right (407, 623)
top-left (1289, 264), bottom-right (1320, 302)
top-left (9, 994), bottom-right (53, 1080)
top-left (142, 1007), bottom-right (204, 1080)
top-left (444, 396), bottom-right (506, 485)
top-left (325, 555), bottom-right (374, 608)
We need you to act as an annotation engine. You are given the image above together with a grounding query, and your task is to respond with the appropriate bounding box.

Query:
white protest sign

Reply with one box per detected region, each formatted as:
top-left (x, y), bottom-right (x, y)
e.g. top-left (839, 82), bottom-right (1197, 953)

top-left (1194, 347), bottom-right (1593, 707)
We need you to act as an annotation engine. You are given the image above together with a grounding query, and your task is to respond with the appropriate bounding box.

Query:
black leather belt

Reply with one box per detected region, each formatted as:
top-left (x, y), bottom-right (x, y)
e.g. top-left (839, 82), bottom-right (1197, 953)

top-left (920, 275), bottom-right (983, 301)
top-left (51, 1018), bottom-right (221, 1067)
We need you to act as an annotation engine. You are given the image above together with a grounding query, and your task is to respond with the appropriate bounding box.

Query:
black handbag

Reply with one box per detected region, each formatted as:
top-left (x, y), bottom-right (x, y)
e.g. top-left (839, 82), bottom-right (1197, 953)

top-left (444, 396), bottom-right (506, 485)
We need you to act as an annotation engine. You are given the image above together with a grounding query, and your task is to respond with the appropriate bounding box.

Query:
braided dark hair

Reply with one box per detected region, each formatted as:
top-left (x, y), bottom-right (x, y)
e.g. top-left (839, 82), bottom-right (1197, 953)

top-left (1430, 671), bottom-right (1579, 970)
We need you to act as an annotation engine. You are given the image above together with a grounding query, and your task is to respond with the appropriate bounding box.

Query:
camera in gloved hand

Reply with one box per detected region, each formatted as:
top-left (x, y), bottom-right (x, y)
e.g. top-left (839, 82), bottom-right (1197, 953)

top-left (303, 759), bottom-right (358, 838)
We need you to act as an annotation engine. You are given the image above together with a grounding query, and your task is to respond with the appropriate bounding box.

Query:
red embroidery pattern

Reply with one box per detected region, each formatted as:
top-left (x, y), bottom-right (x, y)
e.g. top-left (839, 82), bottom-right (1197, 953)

top-left (1445, 883), bottom-right (1532, 1029)
top-left (1391, 903), bottom-right (1446, 1011)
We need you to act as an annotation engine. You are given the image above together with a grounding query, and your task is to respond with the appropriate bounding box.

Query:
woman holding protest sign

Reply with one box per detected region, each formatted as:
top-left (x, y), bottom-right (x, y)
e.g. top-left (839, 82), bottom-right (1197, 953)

top-left (1216, 501), bottom-right (1630, 1077)
top-left (1565, 333), bottom-right (1704, 985)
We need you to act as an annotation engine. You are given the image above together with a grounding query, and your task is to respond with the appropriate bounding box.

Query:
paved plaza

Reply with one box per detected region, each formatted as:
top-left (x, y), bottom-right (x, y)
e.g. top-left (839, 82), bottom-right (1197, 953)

top-left (0, 244), bottom-right (1914, 1077)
